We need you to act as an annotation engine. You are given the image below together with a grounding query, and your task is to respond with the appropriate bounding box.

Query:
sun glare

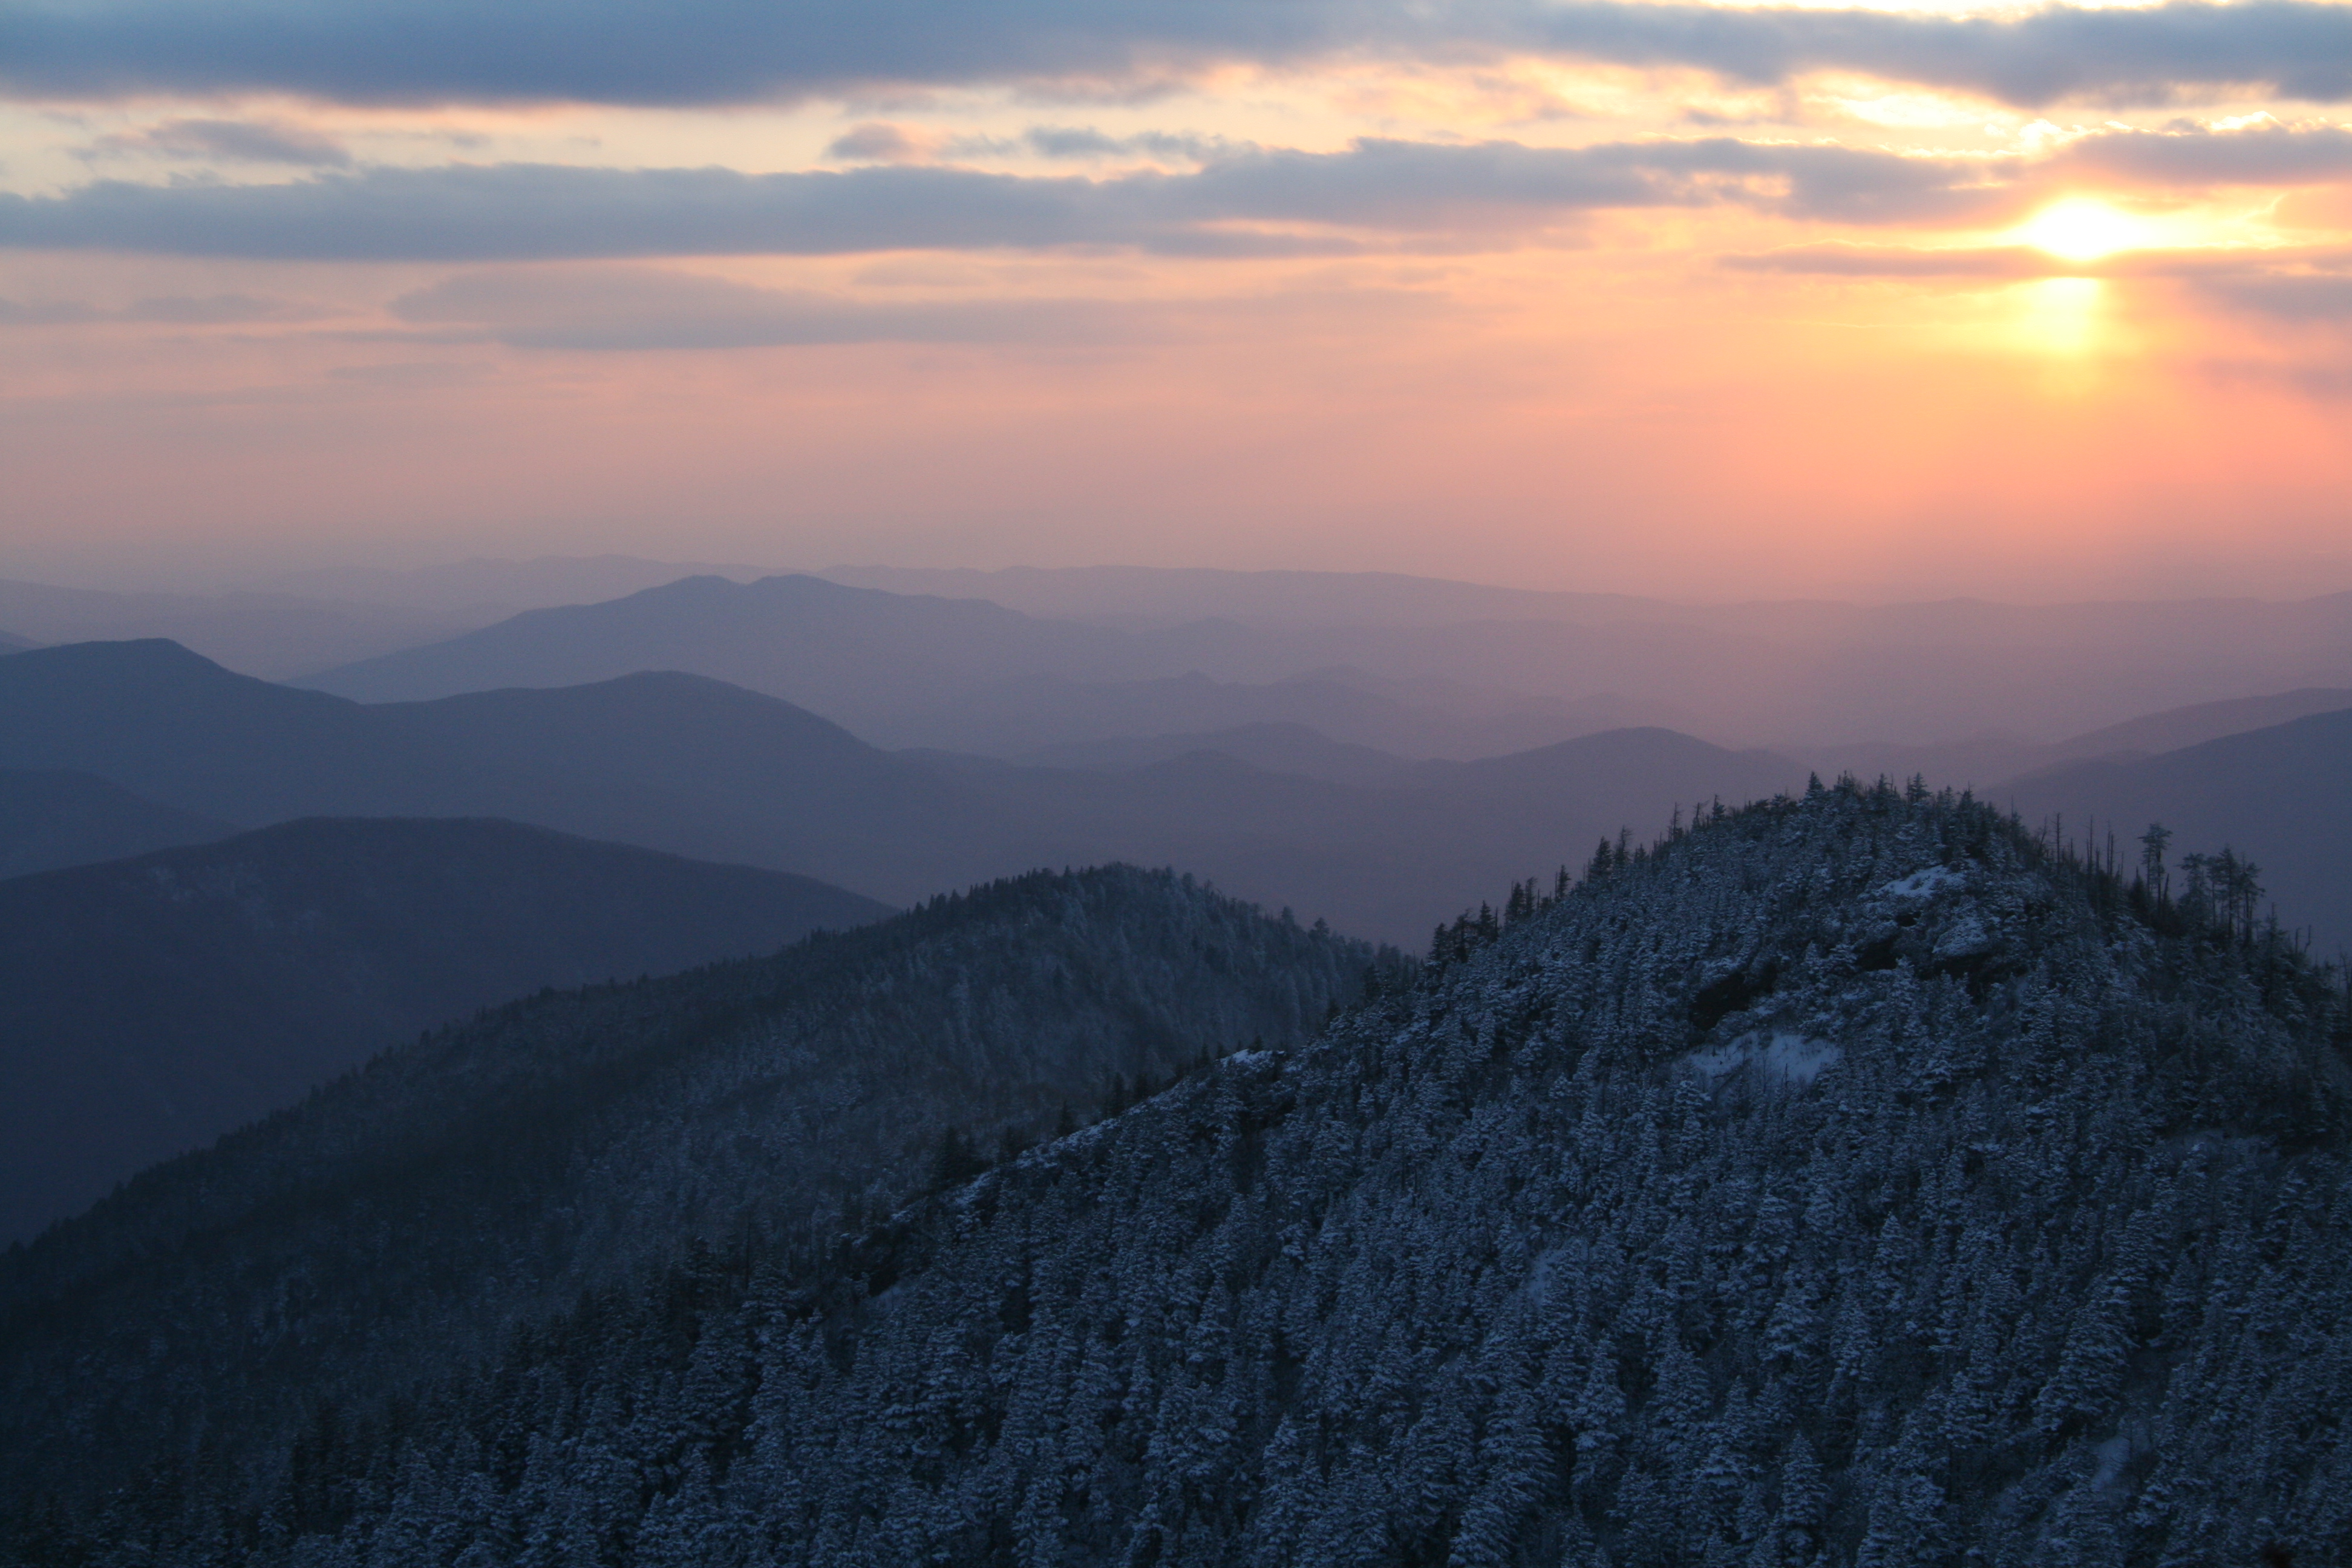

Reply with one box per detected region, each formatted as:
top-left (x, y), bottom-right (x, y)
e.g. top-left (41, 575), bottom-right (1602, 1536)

top-left (2014, 276), bottom-right (2105, 359)
top-left (2017, 198), bottom-right (2149, 264)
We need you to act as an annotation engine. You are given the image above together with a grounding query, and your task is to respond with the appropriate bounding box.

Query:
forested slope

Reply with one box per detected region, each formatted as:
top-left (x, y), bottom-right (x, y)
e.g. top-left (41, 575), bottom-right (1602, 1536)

top-left (19, 783), bottom-right (2350, 1565)
top-left (0, 816), bottom-right (889, 1241)
top-left (0, 867), bottom-right (1377, 1553)
top-left (2003, 704), bottom-right (2352, 956)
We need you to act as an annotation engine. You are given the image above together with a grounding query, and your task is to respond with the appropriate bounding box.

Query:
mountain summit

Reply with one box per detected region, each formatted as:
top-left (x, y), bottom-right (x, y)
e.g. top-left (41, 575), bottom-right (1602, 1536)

top-left (10, 781), bottom-right (2350, 1562)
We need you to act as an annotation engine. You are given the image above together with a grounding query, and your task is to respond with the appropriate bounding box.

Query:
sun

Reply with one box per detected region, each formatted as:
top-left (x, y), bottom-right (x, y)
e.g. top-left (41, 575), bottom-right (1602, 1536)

top-left (2017, 198), bottom-right (2150, 263)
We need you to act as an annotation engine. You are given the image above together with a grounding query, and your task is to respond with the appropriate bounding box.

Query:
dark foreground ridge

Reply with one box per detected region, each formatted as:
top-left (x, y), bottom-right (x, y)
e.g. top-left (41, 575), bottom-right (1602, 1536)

top-left (0, 865), bottom-right (1380, 1560)
top-left (11, 783), bottom-right (2352, 1563)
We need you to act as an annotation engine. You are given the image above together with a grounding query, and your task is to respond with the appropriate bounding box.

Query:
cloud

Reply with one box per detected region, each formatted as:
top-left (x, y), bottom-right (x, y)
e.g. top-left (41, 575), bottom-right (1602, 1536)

top-left (11, 122), bottom-right (2343, 267)
top-left (2200, 270), bottom-right (2352, 320)
top-left (1013, 126), bottom-right (1240, 163)
top-left (93, 117), bottom-right (353, 167)
top-left (825, 122), bottom-right (930, 163)
top-left (2050, 121), bottom-right (2352, 186)
top-left (1725, 239), bottom-right (2352, 287)
top-left (0, 138), bottom-right (2016, 261)
top-left (4, 1), bottom-right (2352, 111)
top-left (1723, 243), bottom-right (2054, 278)
top-left (0, 291), bottom-right (300, 323)
top-left (387, 265), bottom-right (1142, 348)
top-left (1517, 2), bottom-right (2352, 109)
top-left (0, 162), bottom-right (1117, 260)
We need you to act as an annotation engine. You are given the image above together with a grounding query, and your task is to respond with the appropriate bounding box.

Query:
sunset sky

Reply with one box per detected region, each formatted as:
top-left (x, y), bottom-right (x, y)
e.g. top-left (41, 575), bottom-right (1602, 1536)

top-left (4, 0), bottom-right (2351, 600)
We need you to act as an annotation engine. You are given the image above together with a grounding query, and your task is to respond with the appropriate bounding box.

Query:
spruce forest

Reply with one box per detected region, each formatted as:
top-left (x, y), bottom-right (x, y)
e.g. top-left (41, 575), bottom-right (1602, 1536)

top-left (8, 780), bottom-right (2350, 1564)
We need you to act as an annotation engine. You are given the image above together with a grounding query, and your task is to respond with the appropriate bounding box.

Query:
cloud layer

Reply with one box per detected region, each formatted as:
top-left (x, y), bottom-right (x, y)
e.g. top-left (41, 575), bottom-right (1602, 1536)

top-left (0, 137), bottom-right (2020, 261)
top-left (388, 266), bottom-right (1147, 350)
top-left (5, 0), bottom-right (2351, 109)
top-left (7, 121), bottom-right (2348, 264)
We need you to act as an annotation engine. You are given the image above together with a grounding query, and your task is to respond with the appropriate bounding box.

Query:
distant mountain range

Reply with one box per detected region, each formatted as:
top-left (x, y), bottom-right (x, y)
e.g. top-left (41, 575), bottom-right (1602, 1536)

top-left (304, 572), bottom-right (1148, 740)
top-left (2, 639), bottom-right (1803, 944)
top-left (0, 768), bottom-right (227, 878)
top-left (0, 815), bottom-right (887, 1242)
top-left (15, 633), bottom-right (2352, 949)
top-left (301, 568), bottom-right (2352, 752)
top-left (2036, 684), bottom-right (2352, 761)
top-left (0, 577), bottom-right (472, 681)
top-left (817, 562), bottom-right (1653, 628)
top-left (258, 552), bottom-right (774, 618)
top-left (1014, 720), bottom-right (1422, 787)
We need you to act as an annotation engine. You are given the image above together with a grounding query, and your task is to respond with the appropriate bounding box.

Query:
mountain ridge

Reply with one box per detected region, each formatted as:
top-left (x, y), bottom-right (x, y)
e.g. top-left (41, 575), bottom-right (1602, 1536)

top-left (0, 866), bottom-right (1379, 1524)
top-left (0, 814), bottom-right (890, 1241)
top-left (0, 638), bottom-right (1805, 941)
top-left (12, 782), bottom-right (2351, 1561)
top-left (0, 769), bottom-right (229, 877)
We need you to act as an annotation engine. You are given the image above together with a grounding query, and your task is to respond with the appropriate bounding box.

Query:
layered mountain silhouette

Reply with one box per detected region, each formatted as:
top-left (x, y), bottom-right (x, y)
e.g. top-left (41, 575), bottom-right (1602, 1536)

top-left (2035, 684), bottom-right (2352, 761)
top-left (818, 562), bottom-right (1650, 627)
top-left (0, 769), bottom-right (227, 878)
top-left (0, 868), bottom-right (1374, 1520)
top-left (2005, 703), bottom-right (2352, 954)
top-left (0, 815), bottom-right (887, 1242)
top-left (0, 639), bottom-right (983, 890)
top-left (11, 785), bottom-right (2351, 1562)
top-left (1015, 720), bottom-right (1422, 787)
top-left (1808, 684), bottom-right (2352, 796)
top-left (1, 639), bottom-right (1802, 941)
top-left (304, 567), bottom-right (2352, 752)
top-left (0, 577), bottom-right (467, 680)
top-left (303, 573), bottom-right (1143, 734)
top-left (259, 553), bottom-right (771, 619)
top-left (299, 571), bottom-right (1674, 757)
top-left (887, 668), bottom-right (1679, 760)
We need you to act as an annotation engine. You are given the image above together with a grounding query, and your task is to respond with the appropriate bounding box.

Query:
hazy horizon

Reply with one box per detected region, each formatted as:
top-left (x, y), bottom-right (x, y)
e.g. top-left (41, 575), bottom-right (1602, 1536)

top-left (10, 0), bottom-right (2352, 603)
top-left (16, 552), bottom-right (2352, 612)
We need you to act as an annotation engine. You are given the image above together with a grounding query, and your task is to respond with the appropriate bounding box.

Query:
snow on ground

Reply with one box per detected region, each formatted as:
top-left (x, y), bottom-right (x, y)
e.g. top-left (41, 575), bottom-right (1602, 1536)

top-left (1879, 865), bottom-right (1966, 900)
top-left (1687, 1030), bottom-right (1843, 1086)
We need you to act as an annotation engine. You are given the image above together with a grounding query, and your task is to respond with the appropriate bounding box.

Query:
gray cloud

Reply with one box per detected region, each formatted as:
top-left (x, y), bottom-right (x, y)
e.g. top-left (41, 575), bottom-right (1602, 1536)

top-left (0, 162), bottom-right (1120, 260)
top-left (2050, 122), bottom-right (2352, 185)
top-left (388, 265), bottom-right (1140, 349)
top-left (1723, 244), bottom-right (2054, 279)
top-left (1516, 2), bottom-right (2352, 108)
top-left (825, 122), bottom-right (927, 163)
top-left (0, 290), bottom-right (299, 323)
top-left (0, 138), bottom-right (2013, 261)
top-left (1014, 127), bottom-right (1240, 163)
top-left (2201, 270), bottom-right (2352, 320)
top-left (100, 117), bottom-right (353, 167)
top-left (4, 1), bottom-right (2351, 111)
top-left (4, 122), bottom-right (2339, 266)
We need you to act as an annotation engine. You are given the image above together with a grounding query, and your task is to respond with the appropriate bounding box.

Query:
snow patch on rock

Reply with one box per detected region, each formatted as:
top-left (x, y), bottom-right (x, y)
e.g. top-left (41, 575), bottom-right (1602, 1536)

top-left (1688, 1030), bottom-right (1843, 1086)
top-left (1880, 865), bottom-right (1965, 900)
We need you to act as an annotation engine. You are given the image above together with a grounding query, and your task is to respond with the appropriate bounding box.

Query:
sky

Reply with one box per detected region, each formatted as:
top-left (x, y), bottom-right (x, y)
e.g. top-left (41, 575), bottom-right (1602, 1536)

top-left (3, 0), bottom-right (2351, 601)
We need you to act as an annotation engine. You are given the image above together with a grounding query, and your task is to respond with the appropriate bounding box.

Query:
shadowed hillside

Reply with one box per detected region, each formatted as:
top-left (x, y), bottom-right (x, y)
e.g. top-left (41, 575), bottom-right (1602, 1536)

top-left (12, 785), bottom-right (2352, 1562)
top-left (0, 817), bottom-right (889, 1241)
top-left (0, 769), bottom-right (228, 878)
top-left (0, 867), bottom-right (1382, 1528)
